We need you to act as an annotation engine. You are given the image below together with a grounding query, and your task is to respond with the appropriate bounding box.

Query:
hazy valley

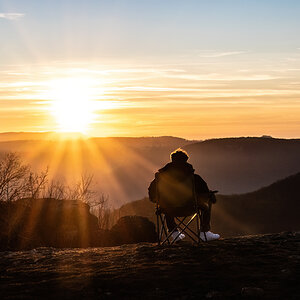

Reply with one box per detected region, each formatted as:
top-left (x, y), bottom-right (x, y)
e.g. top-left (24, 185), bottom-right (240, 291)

top-left (0, 133), bottom-right (299, 208)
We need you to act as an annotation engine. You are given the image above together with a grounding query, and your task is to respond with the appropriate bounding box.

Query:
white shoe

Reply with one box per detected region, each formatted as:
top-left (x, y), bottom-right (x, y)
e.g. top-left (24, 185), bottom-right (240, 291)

top-left (200, 231), bottom-right (220, 242)
top-left (171, 231), bottom-right (186, 242)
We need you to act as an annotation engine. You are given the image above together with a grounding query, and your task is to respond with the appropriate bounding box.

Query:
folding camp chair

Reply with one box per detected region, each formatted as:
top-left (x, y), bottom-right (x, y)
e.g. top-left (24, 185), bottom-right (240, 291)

top-left (155, 171), bottom-right (208, 245)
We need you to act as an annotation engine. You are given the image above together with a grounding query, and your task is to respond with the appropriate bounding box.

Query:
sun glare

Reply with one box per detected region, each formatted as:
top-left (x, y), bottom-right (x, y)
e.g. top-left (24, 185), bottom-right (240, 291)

top-left (49, 78), bottom-right (97, 133)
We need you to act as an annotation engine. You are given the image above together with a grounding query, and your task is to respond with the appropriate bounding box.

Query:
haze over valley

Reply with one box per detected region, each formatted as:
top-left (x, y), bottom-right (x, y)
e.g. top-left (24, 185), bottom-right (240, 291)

top-left (0, 133), bottom-right (299, 208)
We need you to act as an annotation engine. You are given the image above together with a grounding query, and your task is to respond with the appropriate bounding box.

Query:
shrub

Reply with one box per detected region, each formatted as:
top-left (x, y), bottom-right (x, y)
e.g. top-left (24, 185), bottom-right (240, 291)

top-left (111, 215), bottom-right (157, 245)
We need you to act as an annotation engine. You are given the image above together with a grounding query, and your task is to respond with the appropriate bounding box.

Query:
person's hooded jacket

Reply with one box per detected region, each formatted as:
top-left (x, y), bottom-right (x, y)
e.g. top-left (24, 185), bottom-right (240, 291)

top-left (148, 161), bottom-right (209, 203)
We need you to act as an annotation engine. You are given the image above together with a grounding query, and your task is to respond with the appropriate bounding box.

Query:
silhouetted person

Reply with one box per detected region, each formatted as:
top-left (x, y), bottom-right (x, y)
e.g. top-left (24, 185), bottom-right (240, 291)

top-left (148, 149), bottom-right (220, 242)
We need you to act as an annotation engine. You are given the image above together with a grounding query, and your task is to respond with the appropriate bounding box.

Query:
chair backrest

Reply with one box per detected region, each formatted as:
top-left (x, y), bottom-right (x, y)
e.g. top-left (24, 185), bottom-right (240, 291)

top-left (156, 170), bottom-right (197, 217)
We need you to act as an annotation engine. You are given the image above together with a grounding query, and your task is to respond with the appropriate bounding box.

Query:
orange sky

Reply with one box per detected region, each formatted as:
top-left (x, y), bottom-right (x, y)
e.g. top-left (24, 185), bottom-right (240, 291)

top-left (1, 56), bottom-right (299, 139)
top-left (0, 1), bottom-right (300, 139)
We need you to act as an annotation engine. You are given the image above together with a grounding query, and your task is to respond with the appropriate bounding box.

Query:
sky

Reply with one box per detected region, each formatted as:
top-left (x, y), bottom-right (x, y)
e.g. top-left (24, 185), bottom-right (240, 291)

top-left (0, 0), bottom-right (300, 139)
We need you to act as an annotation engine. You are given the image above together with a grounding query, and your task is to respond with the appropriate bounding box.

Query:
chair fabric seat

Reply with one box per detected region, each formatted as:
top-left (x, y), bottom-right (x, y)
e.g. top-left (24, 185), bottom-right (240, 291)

top-left (157, 172), bottom-right (196, 216)
top-left (158, 205), bottom-right (196, 217)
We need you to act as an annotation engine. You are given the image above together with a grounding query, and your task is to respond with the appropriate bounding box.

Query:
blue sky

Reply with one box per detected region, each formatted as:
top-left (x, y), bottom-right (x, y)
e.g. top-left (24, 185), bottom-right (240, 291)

top-left (1, 0), bottom-right (300, 63)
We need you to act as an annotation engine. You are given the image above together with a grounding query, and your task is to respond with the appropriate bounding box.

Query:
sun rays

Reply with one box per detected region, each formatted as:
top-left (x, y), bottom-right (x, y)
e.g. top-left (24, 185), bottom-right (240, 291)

top-left (24, 135), bottom-right (160, 209)
top-left (2, 135), bottom-right (253, 248)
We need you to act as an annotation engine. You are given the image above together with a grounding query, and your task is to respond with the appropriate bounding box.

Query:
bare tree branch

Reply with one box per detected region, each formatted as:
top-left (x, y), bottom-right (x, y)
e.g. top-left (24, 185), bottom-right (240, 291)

top-left (0, 153), bottom-right (111, 229)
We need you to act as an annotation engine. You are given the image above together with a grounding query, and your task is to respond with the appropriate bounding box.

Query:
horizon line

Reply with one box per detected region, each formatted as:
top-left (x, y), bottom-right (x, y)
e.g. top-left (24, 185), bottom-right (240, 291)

top-left (0, 131), bottom-right (299, 141)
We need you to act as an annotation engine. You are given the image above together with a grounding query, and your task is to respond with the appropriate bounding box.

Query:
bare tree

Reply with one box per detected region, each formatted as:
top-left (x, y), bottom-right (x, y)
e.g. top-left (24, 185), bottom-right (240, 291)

top-left (43, 179), bottom-right (66, 200)
top-left (79, 173), bottom-right (96, 203)
top-left (0, 152), bottom-right (51, 202)
top-left (43, 173), bottom-right (99, 203)
top-left (0, 152), bottom-right (29, 202)
top-left (65, 173), bottom-right (96, 203)
top-left (89, 193), bottom-right (111, 229)
top-left (0, 152), bottom-right (111, 228)
top-left (26, 167), bottom-right (49, 199)
top-left (66, 173), bottom-right (111, 229)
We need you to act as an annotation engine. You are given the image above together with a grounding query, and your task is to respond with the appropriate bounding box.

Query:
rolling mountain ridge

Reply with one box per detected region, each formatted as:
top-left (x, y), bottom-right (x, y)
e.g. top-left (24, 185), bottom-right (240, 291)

top-left (111, 172), bottom-right (300, 237)
top-left (0, 134), bottom-right (299, 207)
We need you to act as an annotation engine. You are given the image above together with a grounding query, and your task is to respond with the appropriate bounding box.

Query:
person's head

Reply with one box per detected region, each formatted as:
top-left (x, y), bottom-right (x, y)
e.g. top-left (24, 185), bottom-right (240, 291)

top-left (170, 149), bottom-right (189, 163)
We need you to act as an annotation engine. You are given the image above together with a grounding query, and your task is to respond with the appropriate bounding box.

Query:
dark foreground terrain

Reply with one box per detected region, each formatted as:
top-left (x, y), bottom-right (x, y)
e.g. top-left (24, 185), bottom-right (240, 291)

top-left (1, 232), bottom-right (299, 299)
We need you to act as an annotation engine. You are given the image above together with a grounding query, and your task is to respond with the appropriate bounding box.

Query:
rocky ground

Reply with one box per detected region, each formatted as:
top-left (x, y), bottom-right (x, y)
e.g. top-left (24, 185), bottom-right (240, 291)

top-left (1, 231), bottom-right (299, 299)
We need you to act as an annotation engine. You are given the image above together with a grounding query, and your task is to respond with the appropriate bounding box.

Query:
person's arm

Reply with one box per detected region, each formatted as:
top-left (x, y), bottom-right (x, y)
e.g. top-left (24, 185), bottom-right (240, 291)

top-left (194, 174), bottom-right (217, 204)
top-left (194, 174), bottom-right (209, 193)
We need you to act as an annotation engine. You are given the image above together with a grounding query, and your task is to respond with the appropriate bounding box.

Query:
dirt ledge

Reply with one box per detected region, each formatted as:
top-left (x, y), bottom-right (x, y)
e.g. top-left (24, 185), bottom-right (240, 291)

top-left (1, 231), bottom-right (299, 299)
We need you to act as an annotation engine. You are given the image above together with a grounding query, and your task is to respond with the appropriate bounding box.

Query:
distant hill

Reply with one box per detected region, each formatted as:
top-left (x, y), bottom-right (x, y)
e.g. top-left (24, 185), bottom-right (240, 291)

top-left (0, 132), bottom-right (86, 142)
top-left (214, 172), bottom-right (300, 236)
top-left (186, 137), bottom-right (300, 194)
top-left (0, 132), bottom-right (193, 145)
top-left (0, 132), bottom-right (50, 142)
top-left (111, 172), bottom-right (300, 237)
top-left (0, 135), bottom-right (194, 207)
top-left (0, 134), bottom-right (299, 206)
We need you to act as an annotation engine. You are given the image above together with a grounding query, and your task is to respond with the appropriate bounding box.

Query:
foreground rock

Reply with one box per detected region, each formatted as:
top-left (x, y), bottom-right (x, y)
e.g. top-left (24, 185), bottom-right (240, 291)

top-left (0, 199), bottom-right (156, 250)
top-left (0, 198), bottom-right (99, 249)
top-left (1, 231), bottom-right (299, 299)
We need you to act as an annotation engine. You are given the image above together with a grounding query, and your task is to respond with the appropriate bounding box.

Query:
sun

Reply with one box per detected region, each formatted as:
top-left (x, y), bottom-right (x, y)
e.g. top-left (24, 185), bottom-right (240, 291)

top-left (49, 78), bottom-right (96, 133)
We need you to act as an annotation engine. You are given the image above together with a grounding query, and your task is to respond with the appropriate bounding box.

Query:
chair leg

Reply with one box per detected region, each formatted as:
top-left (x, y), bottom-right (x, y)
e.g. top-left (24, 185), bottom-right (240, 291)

top-left (174, 212), bottom-right (206, 245)
top-left (200, 211), bottom-right (207, 242)
top-left (175, 214), bottom-right (199, 243)
top-left (196, 209), bottom-right (201, 245)
top-left (167, 217), bottom-right (188, 245)
top-left (156, 210), bottom-right (161, 245)
top-left (160, 214), bottom-right (171, 245)
top-left (162, 225), bottom-right (179, 245)
top-left (176, 222), bottom-right (199, 241)
top-left (158, 211), bottom-right (206, 246)
top-left (159, 215), bottom-right (164, 241)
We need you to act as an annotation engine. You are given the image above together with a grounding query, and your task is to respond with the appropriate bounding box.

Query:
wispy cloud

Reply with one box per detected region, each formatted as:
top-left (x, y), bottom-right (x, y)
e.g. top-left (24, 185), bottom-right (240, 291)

top-left (164, 73), bottom-right (281, 81)
top-left (198, 51), bottom-right (246, 58)
top-left (0, 13), bottom-right (25, 20)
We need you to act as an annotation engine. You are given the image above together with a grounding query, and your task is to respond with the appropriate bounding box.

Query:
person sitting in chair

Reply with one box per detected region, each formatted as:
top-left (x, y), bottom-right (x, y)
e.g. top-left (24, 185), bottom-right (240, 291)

top-left (148, 149), bottom-right (220, 242)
